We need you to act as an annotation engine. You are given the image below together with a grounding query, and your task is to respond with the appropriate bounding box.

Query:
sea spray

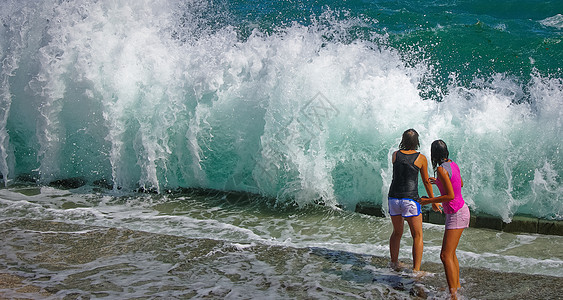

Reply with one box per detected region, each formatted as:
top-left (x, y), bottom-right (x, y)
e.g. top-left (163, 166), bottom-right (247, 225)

top-left (0, 0), bottom-right (561, 220)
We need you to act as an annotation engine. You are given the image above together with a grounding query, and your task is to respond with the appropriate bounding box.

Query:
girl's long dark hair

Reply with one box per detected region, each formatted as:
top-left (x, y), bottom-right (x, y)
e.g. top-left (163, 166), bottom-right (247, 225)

top-left (430, 140), bottom-right (449, 171)
top-left (399, 129), bottom-right (420, 150)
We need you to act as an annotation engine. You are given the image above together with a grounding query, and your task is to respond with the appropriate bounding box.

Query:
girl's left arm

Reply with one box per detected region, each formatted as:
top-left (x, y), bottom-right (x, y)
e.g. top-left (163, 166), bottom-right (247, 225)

top-left (418, 154), bottom-right (434, 198)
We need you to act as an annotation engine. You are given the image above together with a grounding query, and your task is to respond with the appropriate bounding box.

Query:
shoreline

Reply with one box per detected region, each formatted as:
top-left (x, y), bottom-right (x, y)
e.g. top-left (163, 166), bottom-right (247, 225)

top-left (6, 183), bottom-right (563, 236)
top-left (5, 183), bottom-right (563, 236)
top-left (355, 202), bottom-right (563, 236)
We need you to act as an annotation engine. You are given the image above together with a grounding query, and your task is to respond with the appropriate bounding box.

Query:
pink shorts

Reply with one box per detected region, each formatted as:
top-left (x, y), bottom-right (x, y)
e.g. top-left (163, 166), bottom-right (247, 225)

top-left (445, 203), bottom-right (470, 230)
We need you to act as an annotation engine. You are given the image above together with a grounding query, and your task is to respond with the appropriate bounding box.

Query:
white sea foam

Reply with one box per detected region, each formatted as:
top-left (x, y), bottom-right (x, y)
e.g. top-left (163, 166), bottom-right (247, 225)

top-left (1, 188), bottom-right (561, 278)
top-left (540, 14), bottom-right (563, 29)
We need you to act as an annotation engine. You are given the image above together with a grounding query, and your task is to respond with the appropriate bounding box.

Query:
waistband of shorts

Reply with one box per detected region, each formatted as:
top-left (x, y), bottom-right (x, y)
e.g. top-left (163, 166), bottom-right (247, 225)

top-left (445, 202), bottom-right (469, 215)
top-left (388, 197), bottom-right (420, 202)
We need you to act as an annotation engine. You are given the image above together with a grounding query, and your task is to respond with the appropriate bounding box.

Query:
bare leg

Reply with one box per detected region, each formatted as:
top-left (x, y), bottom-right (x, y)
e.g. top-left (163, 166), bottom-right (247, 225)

top-left (389, 215), bottom-right (404, 269)
top-left (454, 252), bottom-right (460, 288)
top-left (405, 214), bottom-right (423, 271)
top-left (440, 228), bottom-right (464, 299)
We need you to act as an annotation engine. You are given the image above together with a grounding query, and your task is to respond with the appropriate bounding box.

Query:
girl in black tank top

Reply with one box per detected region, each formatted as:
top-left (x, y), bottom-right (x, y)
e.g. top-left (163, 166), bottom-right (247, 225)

top-left (387, 129), bottom-right (435, 273)
top-left (388, 151), bottom-right (420, 200)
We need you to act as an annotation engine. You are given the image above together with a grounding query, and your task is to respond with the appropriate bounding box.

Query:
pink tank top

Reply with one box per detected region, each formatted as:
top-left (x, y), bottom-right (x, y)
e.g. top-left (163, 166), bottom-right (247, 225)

top-left (435, 161), bottom-right (465, 214)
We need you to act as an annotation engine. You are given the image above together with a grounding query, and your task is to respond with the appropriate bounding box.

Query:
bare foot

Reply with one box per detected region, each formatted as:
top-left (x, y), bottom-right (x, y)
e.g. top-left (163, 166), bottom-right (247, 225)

top-left (388, 261), bottom-right (406, 271)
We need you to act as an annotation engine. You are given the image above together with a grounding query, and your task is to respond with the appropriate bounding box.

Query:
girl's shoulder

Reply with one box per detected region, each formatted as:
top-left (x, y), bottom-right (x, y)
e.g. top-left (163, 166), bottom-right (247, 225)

top-left (439, 161), bottom-right (453, 178)
top-left (448, 160), bottom-right (461, 170)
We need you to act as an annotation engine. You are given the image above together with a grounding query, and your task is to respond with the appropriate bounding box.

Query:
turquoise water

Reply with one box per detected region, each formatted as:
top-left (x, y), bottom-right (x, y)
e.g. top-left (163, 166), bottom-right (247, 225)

top-left (1, 2), bottom-right (563, 297)
top-left (0, 0), bottom-right (561, 222)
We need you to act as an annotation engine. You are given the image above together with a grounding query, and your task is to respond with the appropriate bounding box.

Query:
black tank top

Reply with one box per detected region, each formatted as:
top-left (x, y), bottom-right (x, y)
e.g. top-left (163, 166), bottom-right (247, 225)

top-left (388, 151), bottom-right (420, 199)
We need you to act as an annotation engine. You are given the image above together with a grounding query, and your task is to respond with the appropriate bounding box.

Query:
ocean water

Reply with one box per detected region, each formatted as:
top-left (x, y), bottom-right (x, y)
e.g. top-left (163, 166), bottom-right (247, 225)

top-left (0, 0), bottom-right (562, 220)
top-left (0, 0), bottom-right (562, 298)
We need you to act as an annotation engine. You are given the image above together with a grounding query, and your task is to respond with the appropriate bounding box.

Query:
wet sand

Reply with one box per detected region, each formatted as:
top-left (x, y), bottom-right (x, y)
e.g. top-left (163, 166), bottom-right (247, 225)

top-left (1, 219), bottom-right (562, 299)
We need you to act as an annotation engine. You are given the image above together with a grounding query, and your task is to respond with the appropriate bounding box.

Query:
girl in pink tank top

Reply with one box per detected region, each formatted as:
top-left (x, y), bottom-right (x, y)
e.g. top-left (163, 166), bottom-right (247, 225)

top-left (418, 140), bottom-right (469, 300)
top-left (435, 160), bottom-right (465, 214)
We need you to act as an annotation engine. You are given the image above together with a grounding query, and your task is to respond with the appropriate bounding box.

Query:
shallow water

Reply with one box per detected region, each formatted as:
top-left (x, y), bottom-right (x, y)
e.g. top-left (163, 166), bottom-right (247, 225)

top-left (1, 187), bottom-right (562, 299)
top-left (1, 219), bottom-right (427, 299)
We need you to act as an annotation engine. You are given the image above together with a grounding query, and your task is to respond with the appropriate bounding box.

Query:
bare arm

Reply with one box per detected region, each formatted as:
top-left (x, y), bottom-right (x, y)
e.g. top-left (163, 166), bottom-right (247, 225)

top-left (419, 166), bottom-right (455, 205)
top-left (416, 154), bottom-right (434, 198)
